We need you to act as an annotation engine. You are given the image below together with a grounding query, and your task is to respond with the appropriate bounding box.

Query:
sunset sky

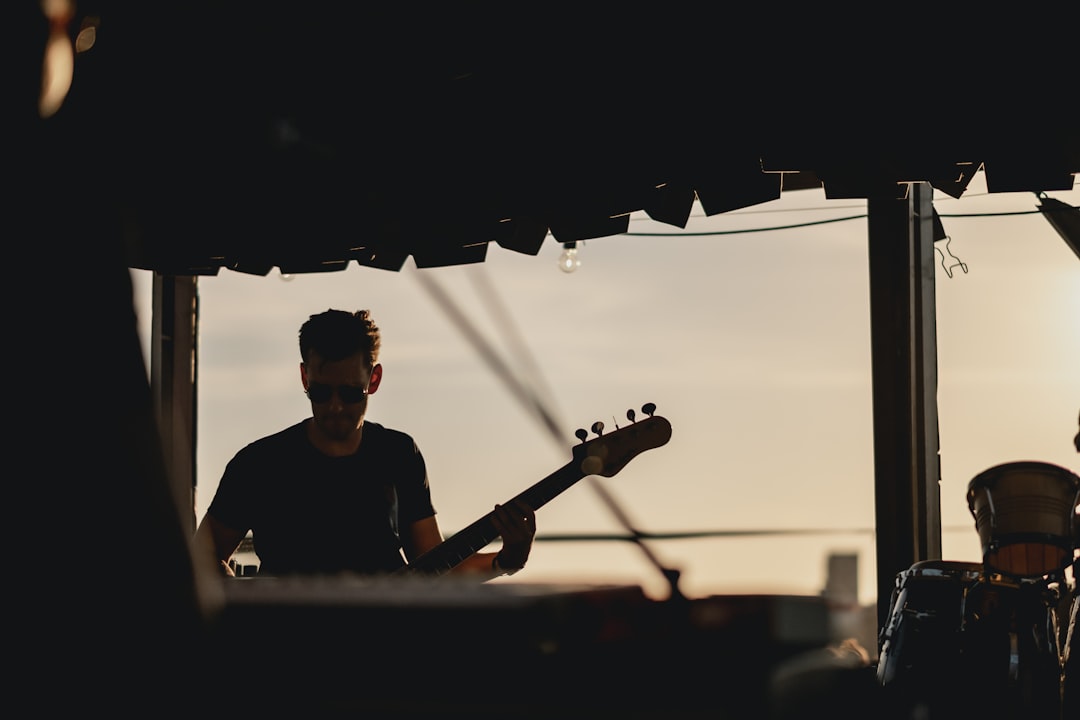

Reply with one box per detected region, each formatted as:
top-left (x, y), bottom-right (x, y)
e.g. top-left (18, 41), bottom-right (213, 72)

top-left (132, 172), bottom-right (1079, 605)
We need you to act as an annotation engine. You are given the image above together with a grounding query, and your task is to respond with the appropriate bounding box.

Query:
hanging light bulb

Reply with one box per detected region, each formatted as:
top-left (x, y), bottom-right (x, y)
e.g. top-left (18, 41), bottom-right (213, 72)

top-left (558, 242), bottom-right (581, 273)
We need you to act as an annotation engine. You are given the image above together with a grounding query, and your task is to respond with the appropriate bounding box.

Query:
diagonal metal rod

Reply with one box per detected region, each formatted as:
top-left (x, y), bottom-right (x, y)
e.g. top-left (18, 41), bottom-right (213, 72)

top-left (465, 265), bottom-right (563, 426)
top-left (585, 475), bottom-right (684, 599)
top-left (410, 267), bottom-right (565, 448)
top-left (410, 264), bottom-right (683, 597)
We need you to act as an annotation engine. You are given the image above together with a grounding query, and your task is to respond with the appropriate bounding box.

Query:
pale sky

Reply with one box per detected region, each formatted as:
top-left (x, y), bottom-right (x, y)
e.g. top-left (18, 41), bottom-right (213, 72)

top-left (132, 173), bottom-right (1079, 605)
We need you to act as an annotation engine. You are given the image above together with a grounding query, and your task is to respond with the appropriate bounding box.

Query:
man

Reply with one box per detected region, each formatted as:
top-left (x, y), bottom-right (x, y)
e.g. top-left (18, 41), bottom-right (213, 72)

top-left (194, 308), bottom-right (536, 579)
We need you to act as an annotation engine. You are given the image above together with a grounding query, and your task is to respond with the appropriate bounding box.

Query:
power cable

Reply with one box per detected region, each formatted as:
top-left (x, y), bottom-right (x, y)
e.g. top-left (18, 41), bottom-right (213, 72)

top-left (621, 208), bottom-right (1061, 237)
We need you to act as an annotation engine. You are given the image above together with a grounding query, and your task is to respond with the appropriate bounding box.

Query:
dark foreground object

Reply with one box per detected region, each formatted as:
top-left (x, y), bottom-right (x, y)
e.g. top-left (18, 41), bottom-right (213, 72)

top-left (205, 577), bottom-right (847, 718)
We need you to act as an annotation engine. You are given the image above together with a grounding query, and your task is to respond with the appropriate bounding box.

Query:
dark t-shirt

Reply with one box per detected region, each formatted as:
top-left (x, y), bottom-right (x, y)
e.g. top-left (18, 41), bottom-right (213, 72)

top-left (206, 420), bottom-right (436, 576)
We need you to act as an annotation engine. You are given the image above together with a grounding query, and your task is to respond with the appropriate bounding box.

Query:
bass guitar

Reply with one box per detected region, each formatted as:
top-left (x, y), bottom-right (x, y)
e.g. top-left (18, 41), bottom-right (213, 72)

top-left (398, 403), bottom-right (672, 576)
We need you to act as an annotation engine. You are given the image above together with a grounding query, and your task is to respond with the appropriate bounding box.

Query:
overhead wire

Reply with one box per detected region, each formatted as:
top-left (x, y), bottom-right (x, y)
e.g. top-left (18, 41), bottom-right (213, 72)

top-left (621, 207), bottom-right (1060, 237)
top-left (536, 525), bottom-right (975, 542)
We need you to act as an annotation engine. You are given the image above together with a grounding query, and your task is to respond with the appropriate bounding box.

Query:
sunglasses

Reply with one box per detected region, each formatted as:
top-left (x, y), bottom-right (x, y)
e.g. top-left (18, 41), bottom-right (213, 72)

top-left (306, 382), bottom-right (368, 404)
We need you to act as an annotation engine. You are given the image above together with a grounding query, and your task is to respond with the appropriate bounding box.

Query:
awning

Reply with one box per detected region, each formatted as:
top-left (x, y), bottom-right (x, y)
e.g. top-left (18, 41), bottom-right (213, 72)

top-left (33, 3), bottom-right (1079, 276)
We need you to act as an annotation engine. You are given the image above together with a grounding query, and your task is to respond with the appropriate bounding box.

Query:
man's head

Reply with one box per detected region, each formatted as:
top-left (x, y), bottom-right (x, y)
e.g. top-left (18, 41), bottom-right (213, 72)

top-left (299, 308), bottom-right (381, 367)
top-left (298, 309), bottom-right (383, 442)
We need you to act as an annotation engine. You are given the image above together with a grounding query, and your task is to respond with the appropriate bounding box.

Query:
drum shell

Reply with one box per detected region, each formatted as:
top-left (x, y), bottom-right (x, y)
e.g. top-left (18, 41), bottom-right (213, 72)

top-left (876, 560), bottom-right (982, 691)
top-left (877, 559), bottom-right (1063, 719)
top-left (966, 461), bottom-right (1080, 579)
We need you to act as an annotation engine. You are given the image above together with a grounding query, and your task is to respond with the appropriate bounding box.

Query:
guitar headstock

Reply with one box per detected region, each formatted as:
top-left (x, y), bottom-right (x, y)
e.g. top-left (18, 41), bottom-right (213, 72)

top-left (571, 403), bottom-right (672, 477)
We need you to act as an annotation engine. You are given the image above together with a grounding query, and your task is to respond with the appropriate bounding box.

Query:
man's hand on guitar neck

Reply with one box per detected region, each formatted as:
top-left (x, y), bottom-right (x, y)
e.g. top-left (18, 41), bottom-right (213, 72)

top-left (490, 499), bottom-right (536, 573)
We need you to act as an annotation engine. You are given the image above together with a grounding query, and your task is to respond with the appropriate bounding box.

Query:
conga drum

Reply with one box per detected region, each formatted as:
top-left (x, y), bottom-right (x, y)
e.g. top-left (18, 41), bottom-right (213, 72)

top-left (966, 461), bottom-right (1080, 581)
top-left (876, 559), bottom-right (983, 715)
top-left (876, 559), bottom-right (1063, 719)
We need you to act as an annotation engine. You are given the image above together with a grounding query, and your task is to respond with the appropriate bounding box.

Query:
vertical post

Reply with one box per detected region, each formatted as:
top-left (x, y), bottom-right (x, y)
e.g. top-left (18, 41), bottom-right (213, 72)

top-left (910, 184), bottom-right (943, 569)
top-left (868, 182), bottom-right (942, 631)
top-left (151, 273), bottom-right (199, 535)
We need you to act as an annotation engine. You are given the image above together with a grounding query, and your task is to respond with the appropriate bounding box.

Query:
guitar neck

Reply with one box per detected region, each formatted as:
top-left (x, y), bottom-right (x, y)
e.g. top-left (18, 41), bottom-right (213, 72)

top-left (397, 411), bottom-right (672, 578)
top-left (401, 461), bottom-right (583, 576)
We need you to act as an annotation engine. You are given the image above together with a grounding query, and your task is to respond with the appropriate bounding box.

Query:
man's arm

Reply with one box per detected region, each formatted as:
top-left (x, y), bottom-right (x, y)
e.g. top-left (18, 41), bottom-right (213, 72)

top-left (193, 514), bottom-right (247, 577)
top-left (402, 500), bottom-right (536, 579)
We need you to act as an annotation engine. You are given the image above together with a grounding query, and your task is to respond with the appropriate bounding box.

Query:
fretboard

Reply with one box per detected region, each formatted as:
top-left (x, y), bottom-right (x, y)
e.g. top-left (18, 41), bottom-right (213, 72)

top-left (399, 460), bottom-right (583, 576)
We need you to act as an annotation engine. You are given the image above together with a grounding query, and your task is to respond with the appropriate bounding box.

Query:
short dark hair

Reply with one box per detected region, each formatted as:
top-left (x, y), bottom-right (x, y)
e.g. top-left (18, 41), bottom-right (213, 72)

top-left (298, 309), bottom-right (381, 367)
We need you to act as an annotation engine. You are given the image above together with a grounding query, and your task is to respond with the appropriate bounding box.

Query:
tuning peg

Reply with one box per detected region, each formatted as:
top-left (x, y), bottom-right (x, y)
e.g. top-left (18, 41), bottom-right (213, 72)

top-left (575, 428), bottom-right (588, 444)
top-left (626, 409), bottom-right (636, 423)
top-left (591, 421), bottom-right (605, 436)
top-left (642, 403), bottom-right (656, 417)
